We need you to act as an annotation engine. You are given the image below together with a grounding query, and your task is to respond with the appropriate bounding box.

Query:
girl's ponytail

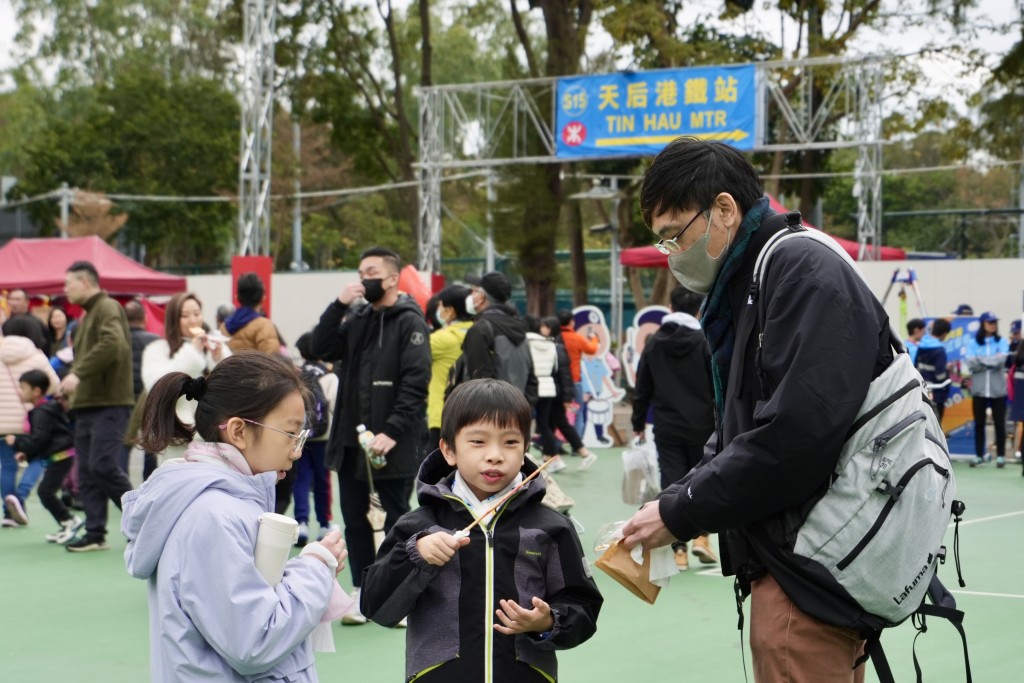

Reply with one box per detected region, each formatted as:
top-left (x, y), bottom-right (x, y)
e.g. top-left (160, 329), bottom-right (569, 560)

top-left (138, 372), bottom-right (197, 453)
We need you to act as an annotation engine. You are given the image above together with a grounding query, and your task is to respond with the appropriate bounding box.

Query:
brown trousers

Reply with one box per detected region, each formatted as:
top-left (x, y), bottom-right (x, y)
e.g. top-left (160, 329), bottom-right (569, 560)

top-left (750, 574), bottom-right (866, 683)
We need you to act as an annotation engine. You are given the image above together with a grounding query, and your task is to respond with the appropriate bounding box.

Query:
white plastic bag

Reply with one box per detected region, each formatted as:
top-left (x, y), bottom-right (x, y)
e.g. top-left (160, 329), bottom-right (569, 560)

top-left (621, 437), bottom-right (660, 506)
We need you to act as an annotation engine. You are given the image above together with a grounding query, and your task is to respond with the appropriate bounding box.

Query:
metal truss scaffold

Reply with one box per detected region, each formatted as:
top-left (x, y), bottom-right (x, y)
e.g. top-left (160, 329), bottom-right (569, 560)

top-left (238, 0), bottom-right (276, 257)
top-left (416, 56), bottom-right (888, 272)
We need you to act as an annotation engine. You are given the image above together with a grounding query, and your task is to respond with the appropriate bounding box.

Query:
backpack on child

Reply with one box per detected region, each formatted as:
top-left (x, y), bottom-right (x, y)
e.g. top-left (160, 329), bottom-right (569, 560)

top-left (749, 213), bottom-right (970, 683)
top-left (447, 318), bottom-right (535, 399)
top-left (299, 363), bottom-right (331, 440)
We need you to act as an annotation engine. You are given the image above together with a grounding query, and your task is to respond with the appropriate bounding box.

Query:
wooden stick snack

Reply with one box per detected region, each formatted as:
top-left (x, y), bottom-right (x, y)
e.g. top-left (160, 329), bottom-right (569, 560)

top-left (456, 457), bottom-right (556, 537)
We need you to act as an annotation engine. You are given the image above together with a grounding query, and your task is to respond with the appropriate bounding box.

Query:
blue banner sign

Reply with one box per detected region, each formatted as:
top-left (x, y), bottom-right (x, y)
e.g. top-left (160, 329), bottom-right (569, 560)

top-left (555, 65), bottom-right (757, 158)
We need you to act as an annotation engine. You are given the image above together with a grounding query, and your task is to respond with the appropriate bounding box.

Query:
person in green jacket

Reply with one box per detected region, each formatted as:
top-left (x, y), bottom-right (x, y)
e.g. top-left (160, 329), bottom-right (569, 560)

top-left (59, 260), bottom-right (135, 552)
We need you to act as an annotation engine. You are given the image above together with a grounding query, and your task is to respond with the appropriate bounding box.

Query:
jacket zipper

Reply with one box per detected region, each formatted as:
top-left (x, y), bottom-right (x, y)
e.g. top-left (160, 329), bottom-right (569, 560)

top-left (836, 458), bottom-right (950, 571)
top-left (483, 501), bottom-right (515, 683)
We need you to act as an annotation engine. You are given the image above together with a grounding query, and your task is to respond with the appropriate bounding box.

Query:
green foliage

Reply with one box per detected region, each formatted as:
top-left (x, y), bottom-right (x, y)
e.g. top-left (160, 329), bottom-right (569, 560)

top-left (13, 67), bottom-right (238, 265)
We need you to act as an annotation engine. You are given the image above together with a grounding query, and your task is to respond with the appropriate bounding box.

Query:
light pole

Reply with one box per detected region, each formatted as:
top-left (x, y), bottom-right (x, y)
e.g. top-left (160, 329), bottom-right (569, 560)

top-left (568, 180), bottom-right (626, 350)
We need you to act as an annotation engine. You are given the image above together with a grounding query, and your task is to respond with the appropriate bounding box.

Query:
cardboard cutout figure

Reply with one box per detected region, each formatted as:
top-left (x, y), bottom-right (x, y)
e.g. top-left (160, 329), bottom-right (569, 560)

top-left (572, 306), bottom-right (626, 448)
top-left (621, 306), bottom-right (670, 389)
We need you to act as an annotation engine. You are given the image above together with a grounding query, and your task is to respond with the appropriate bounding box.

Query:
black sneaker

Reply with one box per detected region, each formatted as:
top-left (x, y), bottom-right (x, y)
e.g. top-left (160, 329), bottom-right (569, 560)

top-left (66, 536), bottom-right (109, 552)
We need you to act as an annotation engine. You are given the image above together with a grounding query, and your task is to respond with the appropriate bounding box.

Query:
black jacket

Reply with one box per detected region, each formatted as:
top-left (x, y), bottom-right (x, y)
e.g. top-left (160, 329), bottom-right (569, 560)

top-left (361, 450), bottom-right (602, 683)
top-left (461, 305), bottom-right (539, 403)
top-left (657, 213), bottom-right (893, 590)
top-left (553, 340), bottom-right (574, 400)
top-left (631, 314), bottom-right (715, 445)
top-left (311, 295), bottom-right (431, 480)
top-left (130, 327), bottom-right (160, 399)
top-left (11, 399), bottom-right (74, 462)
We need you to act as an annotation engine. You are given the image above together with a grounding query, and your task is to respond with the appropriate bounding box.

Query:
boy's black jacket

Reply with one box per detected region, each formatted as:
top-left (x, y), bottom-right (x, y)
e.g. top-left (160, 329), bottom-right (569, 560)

top-left (11, 400), bottom-right (74, 462)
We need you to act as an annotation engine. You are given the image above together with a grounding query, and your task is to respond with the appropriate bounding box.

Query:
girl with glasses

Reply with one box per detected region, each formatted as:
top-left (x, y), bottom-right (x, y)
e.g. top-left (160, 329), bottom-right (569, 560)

top-left (122, 352), bottom-right (349, 682)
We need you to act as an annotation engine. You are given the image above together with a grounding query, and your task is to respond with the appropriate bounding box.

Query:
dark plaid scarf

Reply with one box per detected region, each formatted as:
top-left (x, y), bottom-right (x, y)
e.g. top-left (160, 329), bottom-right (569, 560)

top-left (700, 196), bottom-right (770, 428)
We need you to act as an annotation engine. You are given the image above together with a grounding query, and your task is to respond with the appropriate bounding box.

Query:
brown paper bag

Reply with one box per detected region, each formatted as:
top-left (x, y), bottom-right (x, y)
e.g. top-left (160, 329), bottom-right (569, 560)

top-left (595, 540), bottom-right (661, 604)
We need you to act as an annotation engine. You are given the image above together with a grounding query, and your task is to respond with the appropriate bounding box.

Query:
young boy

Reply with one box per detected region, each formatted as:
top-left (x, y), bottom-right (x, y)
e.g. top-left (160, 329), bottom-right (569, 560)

top-left (4, 369), bottom-right (81, 542)
top-left (361, 378), bottom-right (602, 683)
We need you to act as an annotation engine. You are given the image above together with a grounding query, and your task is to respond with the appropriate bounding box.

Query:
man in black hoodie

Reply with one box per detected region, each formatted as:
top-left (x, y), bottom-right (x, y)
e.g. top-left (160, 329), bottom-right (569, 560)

top-left (312, 246), bottom-right (431, 625)
top-left (630, 286), bottom-right (715, 570)
top-left (459, 271), bottom-right (538, 405)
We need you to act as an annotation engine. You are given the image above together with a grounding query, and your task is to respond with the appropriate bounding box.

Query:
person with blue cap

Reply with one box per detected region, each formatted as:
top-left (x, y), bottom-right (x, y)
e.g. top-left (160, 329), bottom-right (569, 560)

top-left (966, 312), bottom-right (1010, 467)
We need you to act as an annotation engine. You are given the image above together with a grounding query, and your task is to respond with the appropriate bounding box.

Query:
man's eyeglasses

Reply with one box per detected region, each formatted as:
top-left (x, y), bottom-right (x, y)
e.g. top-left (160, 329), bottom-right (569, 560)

top-left (221, 418), bottom-right (311, 454)
top-left (654, 208), bottom-right (710, 255)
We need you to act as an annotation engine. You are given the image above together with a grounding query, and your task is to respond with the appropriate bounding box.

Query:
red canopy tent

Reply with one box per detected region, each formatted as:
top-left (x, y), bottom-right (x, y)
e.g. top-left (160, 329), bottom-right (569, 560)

top-left (0, 236), bottom-right (186, 296)
top-left (620, 195), bottom-right (906, 268)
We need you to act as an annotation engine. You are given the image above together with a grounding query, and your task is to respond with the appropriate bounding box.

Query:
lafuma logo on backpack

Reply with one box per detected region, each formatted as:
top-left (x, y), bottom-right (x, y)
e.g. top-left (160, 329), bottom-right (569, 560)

top-left (892, 553), bottom-right (933, 606)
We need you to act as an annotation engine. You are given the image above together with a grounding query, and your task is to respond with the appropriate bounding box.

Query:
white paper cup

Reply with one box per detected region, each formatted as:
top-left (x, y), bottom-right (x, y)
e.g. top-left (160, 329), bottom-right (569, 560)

top-left (254, 513), bottom-right (298, 585)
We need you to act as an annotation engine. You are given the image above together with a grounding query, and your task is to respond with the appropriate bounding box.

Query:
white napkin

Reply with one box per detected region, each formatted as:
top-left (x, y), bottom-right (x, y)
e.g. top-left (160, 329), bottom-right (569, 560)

top-left (629, 544), bottom-right (679, 587)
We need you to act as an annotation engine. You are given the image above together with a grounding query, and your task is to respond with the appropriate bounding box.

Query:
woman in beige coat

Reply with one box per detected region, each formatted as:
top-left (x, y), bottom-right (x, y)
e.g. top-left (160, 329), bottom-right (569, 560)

top-left (1, 316), bottom-right (61, 526)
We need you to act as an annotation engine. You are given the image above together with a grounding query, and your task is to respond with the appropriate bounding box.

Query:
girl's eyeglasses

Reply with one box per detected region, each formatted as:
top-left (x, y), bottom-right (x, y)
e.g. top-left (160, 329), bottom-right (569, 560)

top-left (220, 418), bottom-right (311, 454)
top-left (654, 207), bottom-right (710, 255)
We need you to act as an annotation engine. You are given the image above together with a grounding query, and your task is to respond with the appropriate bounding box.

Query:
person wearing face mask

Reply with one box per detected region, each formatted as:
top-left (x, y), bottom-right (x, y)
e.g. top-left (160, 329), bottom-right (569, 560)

top-left (311, 246), bottom-right (432, 625)
top-left (454, 271), bottom-right (538, 406)
top-left (621, 137), bottom-right (894, 682)
top-left (426, 285), bottom-right (474, 454)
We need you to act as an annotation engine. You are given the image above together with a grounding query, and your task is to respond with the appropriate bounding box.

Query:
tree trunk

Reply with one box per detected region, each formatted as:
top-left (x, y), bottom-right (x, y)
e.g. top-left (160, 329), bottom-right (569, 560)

top-left (566, 187), bottom-right (589, 305)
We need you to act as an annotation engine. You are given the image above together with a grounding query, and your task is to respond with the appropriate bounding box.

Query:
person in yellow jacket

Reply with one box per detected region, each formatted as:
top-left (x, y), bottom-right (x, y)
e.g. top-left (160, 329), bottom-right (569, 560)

top-left (427, 285), bottom-right (474, 454)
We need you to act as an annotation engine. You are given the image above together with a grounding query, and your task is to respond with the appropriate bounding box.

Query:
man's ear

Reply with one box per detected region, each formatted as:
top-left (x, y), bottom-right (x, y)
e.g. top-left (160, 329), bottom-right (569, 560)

top-left (713, 192), bottom-right (742, 230)
top-left (439, 438), bottom-right (457, 467)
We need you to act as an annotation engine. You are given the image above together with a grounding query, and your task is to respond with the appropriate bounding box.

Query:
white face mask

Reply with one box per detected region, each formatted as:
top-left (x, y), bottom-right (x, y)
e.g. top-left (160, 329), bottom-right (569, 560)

top-left (667, 210), bottom-right (726, 295)
top-left (435, 308), bottom-right (447, 328)
top-left (465, 293), bottom-right (478, 316)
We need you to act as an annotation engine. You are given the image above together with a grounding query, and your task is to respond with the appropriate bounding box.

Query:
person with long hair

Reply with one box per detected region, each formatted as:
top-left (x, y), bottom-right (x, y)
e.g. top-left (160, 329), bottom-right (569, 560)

top-left (537, 316), bottom-right (594, 471)
top-left (966, 312), bottom-right (1010, 467)
top-left (141, 292), bottom-right (229, 465)
top-left (122, 352), bottom-right (349, 681)
top-left (47, 306), bottom-right (73, 354)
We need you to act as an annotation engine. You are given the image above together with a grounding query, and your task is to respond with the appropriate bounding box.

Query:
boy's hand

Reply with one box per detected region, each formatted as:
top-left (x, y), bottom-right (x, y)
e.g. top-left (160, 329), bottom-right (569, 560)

top-left (15, 453), bottom-right (26, 463)
top-left (493, 596), bottom-right (554, 635)
top-left (416, 531), bottom-right (470, 566)
top-left (3, 435), bottom-right (14, 446)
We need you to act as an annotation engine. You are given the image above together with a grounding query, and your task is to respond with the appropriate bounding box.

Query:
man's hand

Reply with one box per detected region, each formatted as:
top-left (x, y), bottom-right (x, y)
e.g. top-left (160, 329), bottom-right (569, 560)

top-left (59, 373), bottom-right (80, 396)
top-left (15, 453), bottom-right (26, 463)
top-left (3, 435), bottom-right (14, 446)
top-left (416, 531), bottom-right (470, 566)
top-left (370, 433), bottom-right (397, 456)
top-left (621, 500), bottom-right (677, 551)
top-left (338, 281), bottom-right (366, 305)
top-left (494, 596), bottom-right (554, 635)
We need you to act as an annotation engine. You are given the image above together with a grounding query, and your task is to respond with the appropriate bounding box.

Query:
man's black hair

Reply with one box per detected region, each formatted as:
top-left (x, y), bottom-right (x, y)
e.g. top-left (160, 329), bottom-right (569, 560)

top-left (670, 286), bottom-right (703, 316)
top-left (557, 309), bottom-right (573, 327)
top-left (236, 273), bottom-right (265, 308)
top-left (931, 318), bottom-right (951, 338)
top-left (66, 260), bottom-right (100, 286)
top-left (359, 246), bottom-right (402, 275)
top-left (440, 378), bottom-right (532, 450)
top-left (19, 368), bottom-right (50, 394)
top-left (907, 318), bottom-right (925, 335)
top-left (640, 136), bottom-right (764, 227)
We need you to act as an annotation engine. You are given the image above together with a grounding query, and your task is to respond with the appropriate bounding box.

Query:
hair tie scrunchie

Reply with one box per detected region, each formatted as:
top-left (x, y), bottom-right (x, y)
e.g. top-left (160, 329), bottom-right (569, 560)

top-left (183, 376), bottom-right (208, 401)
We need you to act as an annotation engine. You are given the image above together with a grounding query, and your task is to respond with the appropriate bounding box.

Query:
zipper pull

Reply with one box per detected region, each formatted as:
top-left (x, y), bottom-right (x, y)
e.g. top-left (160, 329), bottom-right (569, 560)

top-left (486, 527), bottom-right (495, 548)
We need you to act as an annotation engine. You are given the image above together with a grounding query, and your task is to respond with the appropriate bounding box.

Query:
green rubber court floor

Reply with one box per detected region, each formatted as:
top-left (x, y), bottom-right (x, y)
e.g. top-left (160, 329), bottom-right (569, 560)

top-left (0, 449), bottom-right (1019, 682)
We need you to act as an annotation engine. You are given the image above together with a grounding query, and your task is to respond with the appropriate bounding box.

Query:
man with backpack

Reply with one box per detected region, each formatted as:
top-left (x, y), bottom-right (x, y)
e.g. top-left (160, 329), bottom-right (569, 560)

top-left (457, 271), bottom-right (538, 405)
top-left (620, 138), bottom-right (950, 682)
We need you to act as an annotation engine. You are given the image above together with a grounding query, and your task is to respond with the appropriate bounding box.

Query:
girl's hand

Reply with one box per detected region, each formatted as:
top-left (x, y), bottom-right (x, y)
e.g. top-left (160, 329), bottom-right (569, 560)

top-left (209, 340), bottom-right (224, 362)
top-left (190, 334), bottom-right (207, 354)
top-left (317, 530), bottom-right (347, 575)
top-left (493, 596), bottom-right (554, 635)
top-left (416, 531), bottom-right (470, 566)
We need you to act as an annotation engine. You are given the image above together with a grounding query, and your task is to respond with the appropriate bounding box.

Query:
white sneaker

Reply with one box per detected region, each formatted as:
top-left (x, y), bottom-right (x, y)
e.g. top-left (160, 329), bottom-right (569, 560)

top-left (341, 588), bottom-right (367, 625)
top-left (396, 616), bottom-right (408, 628)
top-left (295, 522), bottom-right (309, 547)
top-left (317, 523), bottom-right (341, 541)
top-left (578, 452), bottom-right (598, 471)
top-left (544, 456), bottom-right (567, 473)
top-left (5, 495), bottom-right (28, 525)
top-left (50, 515), bottom-right (84, 544)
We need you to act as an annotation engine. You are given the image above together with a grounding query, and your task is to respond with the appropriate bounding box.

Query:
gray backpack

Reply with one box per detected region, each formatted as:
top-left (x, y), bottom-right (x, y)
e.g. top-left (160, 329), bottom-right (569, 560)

top-left (752, 219), bottom-right (970, 682)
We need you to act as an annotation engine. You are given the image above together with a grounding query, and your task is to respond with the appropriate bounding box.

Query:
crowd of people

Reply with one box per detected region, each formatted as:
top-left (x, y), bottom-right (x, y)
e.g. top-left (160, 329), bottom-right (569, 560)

top-left (0, 139), bottom-right (1014, 683)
